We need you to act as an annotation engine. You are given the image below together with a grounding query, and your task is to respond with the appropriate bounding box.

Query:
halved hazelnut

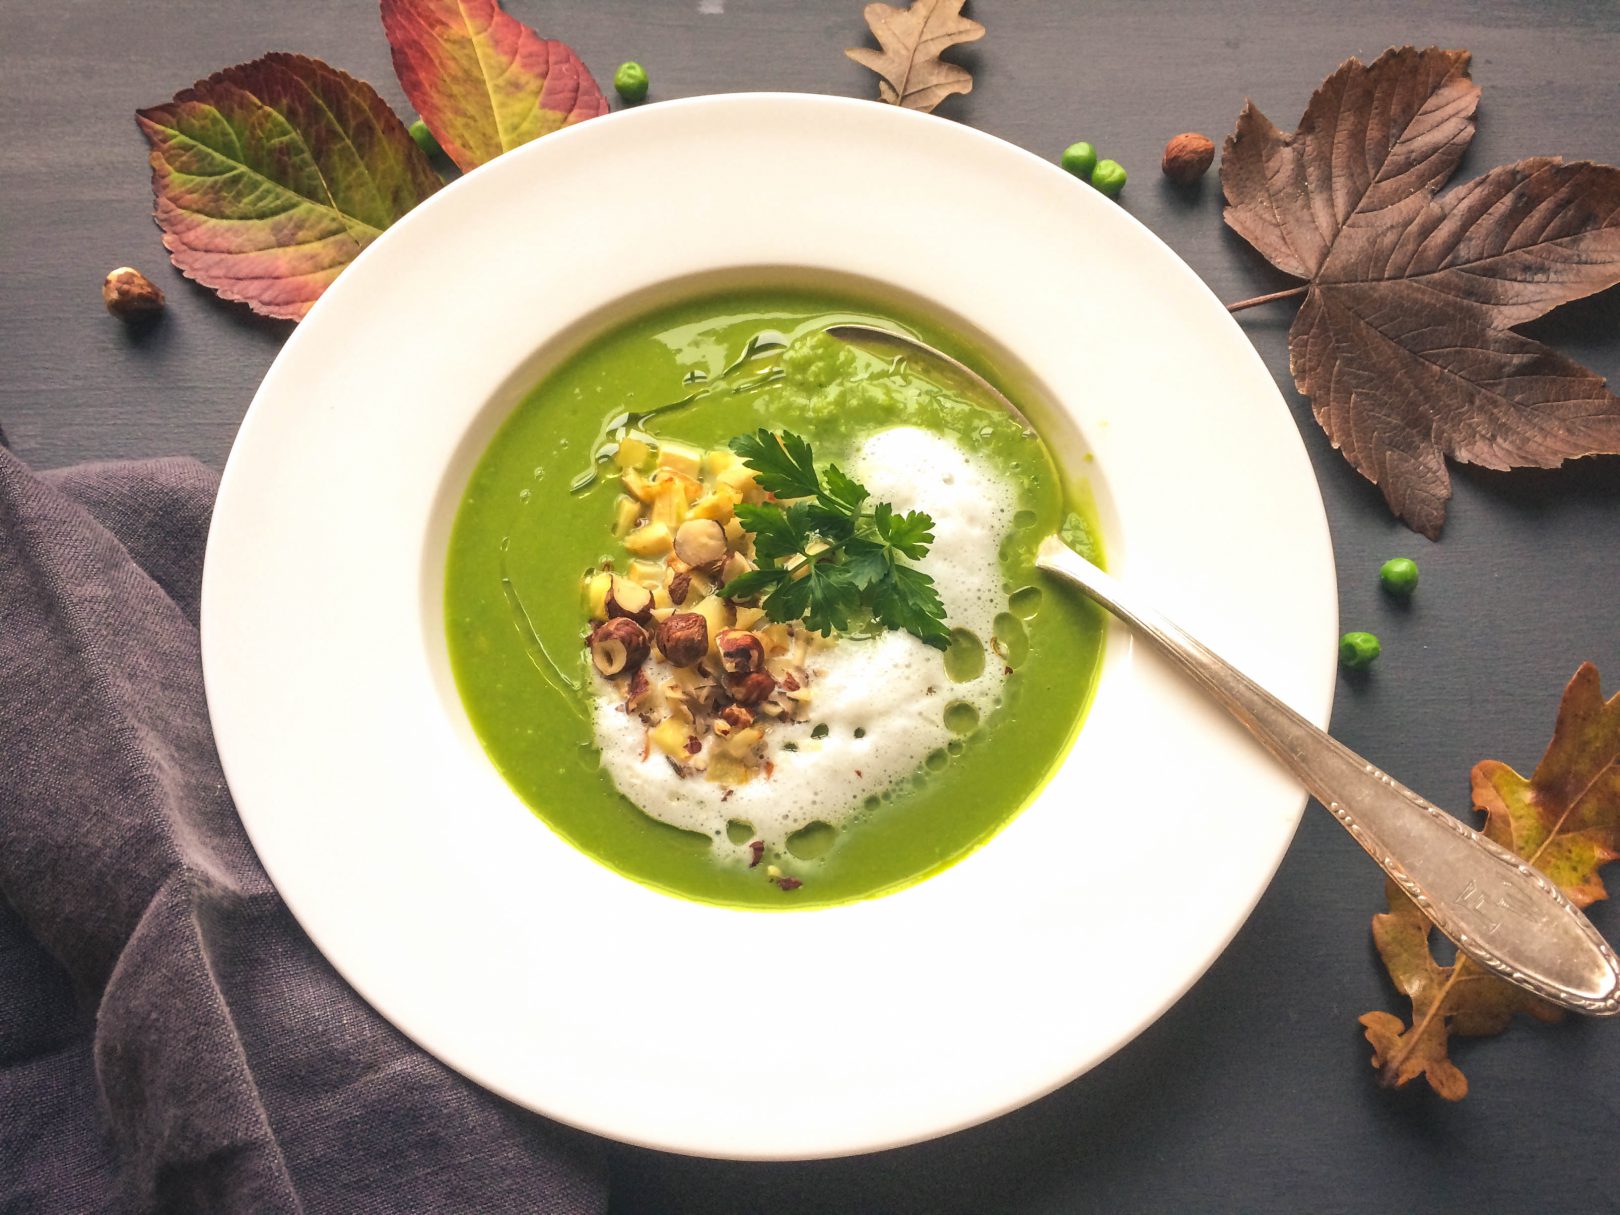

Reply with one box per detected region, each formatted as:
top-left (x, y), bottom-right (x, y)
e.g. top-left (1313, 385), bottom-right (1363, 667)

top-left (656, 612), bottom-right (709, 667)
top-left (589, 617), bottom-right (650, 676)
top-left (673, 518), bottom-right (728, 570)
top-left (604, 575), bottom-right (653, 623)
top-left (725, 670), bottom-right (776, 706)
top-left (716, 629), bottom-right (765, 675)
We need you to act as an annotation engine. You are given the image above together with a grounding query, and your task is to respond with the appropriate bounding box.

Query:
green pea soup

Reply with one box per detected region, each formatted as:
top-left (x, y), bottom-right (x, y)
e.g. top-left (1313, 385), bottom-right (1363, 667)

top-left (444, 287), bottom-right (1106, 908)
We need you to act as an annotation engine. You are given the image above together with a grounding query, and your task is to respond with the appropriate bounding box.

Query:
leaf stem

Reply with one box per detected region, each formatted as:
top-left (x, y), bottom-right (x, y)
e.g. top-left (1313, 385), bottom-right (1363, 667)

top-left (1382, 772), bottom-right (1602, 1081)
top-left (1226, 285), bottom-right (1308, 313)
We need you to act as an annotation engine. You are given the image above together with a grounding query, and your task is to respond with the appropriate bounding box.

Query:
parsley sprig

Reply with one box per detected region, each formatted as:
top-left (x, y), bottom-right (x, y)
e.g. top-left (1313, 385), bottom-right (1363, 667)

top-left (718, 430), bottom-right (951, 650)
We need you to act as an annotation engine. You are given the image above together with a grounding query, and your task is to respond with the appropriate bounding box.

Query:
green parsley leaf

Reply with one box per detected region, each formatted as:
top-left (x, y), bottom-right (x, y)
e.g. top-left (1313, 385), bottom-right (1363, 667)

top-left (719, 567), bottom-right (788, 600)
top-left (724, 430), bottom-right (951, 648)
top-left (801, 562), bottom-right (860, 636)
top-left (842, 536), bottom-right (892, 590)
top-left (873, 503), bottom-right (936, 560)
top-left (729, 429), bottom-right (822, 500)
top-left (737, 501), bottom-right (813, 563)
top-left (871, 564), bottom-right (951, 650)
top-left (805, 503), bottom-right (857, 543)
top-left (820, 464), bottom-right (869, 517)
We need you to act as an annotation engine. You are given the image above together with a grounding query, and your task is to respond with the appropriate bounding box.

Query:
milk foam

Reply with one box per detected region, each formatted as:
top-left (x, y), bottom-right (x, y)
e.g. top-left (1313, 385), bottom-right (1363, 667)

top-left (591, 426), bottom-right (1015, 855)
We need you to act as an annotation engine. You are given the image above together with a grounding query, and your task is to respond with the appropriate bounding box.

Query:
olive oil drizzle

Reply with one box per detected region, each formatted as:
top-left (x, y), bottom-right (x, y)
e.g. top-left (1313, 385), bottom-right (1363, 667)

top-left (568, 330), bottom-right (789, 493)
top-left (500, 557), bottom-right (585, 715)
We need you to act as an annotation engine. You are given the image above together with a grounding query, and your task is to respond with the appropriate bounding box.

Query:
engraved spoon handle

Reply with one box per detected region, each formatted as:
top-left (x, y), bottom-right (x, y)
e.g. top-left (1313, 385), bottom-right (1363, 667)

top-left (1037, 536), bottom-right (1620, 1015)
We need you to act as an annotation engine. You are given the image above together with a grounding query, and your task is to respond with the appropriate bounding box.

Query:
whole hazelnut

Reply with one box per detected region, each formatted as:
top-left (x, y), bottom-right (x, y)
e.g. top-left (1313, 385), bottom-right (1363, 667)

top-left (715, 629), bottom-right (765, 675)
top-left (725, 670), bottom-right (776, 706)
top-left (655, 612), bottom-right (709, 667)
top-left (1161, 132), bottom-right (1215, 184)
top-left (588, 617), bottom-right (650, 676)
top-left (673, 518), bottom-right (728, 570)
top-left (103, 266), bottom-right (165, 319)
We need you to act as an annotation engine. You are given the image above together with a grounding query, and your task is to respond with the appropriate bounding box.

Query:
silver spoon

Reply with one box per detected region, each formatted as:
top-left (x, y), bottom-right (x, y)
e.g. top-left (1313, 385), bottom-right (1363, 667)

top-left (827, 323), bottom-right (1620, 1016)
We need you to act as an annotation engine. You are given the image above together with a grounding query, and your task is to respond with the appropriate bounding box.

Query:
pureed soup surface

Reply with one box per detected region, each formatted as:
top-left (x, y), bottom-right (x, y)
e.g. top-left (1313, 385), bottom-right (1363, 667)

top-left (445, 289), bottom-right (1106, 908)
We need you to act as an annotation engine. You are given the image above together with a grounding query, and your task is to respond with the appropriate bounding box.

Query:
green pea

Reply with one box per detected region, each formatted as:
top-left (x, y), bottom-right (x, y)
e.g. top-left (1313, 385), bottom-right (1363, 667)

top-left (1380, 557), bottom-right (1419, 596)
top-left (1090, 159), bottom-right (1127, 198)
top-left (614, 61), bottom-right (649, 103)
top-left (1060, 141), bottom-right (1098, 179)
top-left (408, 119), bottom-right (442, 159)
top-left (1339, 631), bottom-right (1381, 670)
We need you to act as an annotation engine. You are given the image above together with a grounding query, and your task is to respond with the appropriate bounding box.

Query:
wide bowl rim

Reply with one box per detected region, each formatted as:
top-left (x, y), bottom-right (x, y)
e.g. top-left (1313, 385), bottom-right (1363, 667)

top-left (202, 91), bottom-right (1339, 1159)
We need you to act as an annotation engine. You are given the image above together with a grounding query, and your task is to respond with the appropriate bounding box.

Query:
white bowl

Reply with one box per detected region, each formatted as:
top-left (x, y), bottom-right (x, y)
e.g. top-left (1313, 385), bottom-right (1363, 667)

top-left (202, 93), bottom-right (1337, 1159)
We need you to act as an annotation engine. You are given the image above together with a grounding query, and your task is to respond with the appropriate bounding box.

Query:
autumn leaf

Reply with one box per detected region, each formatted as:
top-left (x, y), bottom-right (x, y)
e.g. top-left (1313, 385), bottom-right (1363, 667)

top-left (845, 0), bottom-right (985, 113)
top-left (1222, 47), bottom-right (1620, 538)
top-left (137, 54), bottom-right (440, 322)
top-left (382, 0), bottom-right (608, 173)
top-left (1360, 663), bottom-right (1620, 1099)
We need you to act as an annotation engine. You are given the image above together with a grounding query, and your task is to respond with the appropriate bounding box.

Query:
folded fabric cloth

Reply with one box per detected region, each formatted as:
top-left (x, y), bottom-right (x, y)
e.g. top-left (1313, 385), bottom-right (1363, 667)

top-left (0, 449), bottom-right (606, 1214)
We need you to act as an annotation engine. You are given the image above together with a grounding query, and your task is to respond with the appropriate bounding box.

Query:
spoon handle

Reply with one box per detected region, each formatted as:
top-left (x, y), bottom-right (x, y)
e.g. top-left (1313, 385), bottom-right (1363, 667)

top-left (1036, 536), bottom-right (1620, 1015)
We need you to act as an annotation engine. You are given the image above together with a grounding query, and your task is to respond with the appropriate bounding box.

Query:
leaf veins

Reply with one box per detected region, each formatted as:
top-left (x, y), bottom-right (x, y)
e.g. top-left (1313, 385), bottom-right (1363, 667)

top-left (381, 0), bottom-right (608, 173)
top-left (1222, 46), bottom-right (1620, 538)
top-left (136, 54), bottom-right (441, 321)
top-left (845, 0), bottom-right (985, 113)
top-left (1360, 663), bottom-right (1620, 1099)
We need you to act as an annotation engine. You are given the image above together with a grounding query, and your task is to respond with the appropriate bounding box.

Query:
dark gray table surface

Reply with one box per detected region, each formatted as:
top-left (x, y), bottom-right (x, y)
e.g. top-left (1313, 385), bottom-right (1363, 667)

top-left (5, 1), bottom-right (1619, 1211)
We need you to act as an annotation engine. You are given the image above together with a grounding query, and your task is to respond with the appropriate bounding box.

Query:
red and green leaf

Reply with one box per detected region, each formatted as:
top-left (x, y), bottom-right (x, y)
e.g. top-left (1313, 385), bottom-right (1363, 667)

top-left (136, 53), bottom-right (440, 321)
top-left (381, 0), bottom-right (609, 173)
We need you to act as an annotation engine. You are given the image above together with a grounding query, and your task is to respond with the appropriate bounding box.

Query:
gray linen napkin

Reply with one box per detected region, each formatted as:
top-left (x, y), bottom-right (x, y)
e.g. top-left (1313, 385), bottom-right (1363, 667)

top-left (0, 448), bottom-right (607, 1214)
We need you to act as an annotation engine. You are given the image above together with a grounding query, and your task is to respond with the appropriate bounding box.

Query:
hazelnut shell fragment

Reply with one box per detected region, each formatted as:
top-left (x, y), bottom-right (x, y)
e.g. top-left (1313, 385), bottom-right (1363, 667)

top-left (655, 612), bottom-right (709, 667)
top-left (589, 617), bottom-right (650, 676)
top-left (673, 518), bottom-right (728, 569)
top-left (103, 266), bottom-right (165, 318)
top-left (604, 574), bottom-right (653, 623)
top-left (1161, 132), bottom-right (1215, 184)
top-left (715, 629), bottom-right (765, 675)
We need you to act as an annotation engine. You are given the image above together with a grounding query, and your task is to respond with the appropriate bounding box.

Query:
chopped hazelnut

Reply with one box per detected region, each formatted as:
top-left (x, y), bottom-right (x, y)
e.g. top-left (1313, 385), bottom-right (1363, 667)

top-left (623, 521), bottom-right (672, 557)
top-left (604, 575), bottom-right (653, 623)
top-left (716, 629), bottom-right (765, 675)
top-left (719, 704), bottom-right (754, 730)
top-left (589, 617), bottom-right (650, 676)
top-left (655, 612), bottom-right (709, 667)
top-left (668, 570), bottom-right (693, 606)
top-left (673, 518), bottom-right (728, 569)
top-left (625, 668), bottom-right (655, 715)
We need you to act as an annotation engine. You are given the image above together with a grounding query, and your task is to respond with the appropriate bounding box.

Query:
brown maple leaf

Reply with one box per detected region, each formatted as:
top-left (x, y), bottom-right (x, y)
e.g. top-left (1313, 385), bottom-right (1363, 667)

top-left (845, 0), bottom-right (985, 113)
top-left (1222, 46), bottom-right (1620, 538)
top-left (1360, 663), bottom-right (1620, 1099)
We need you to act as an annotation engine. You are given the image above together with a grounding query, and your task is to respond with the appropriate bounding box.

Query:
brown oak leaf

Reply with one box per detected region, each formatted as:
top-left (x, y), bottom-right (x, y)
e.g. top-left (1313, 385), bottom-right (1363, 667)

top-left (1222, 47), bottom-right (1620, 538)
top-left (1360, 663), bottom-right (1620, 1099)
top-left (845, 0), bottom-right (984, 113)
